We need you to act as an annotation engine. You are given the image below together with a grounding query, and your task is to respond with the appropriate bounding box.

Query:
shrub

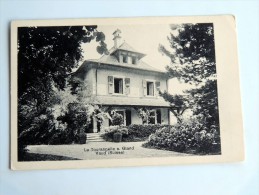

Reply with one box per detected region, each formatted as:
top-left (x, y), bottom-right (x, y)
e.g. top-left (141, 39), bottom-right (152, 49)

top-left (113, 132), bottom-right (123, 142)
top-left (144, 122), bottom-right (221, 154)
top-left (75, 133), bottom-right (87, 144)
top-left (125, 124), bottom-right (170, 141)
top-left (48, 133), bottom-right (71, 145)
top-left (102, 124), bottom-right (170, 142)
top-left (18, 103), bottom-right (90, 146)
top-left (18, 111), bottom-right (57, 146)
top-left (111, 112), bottom-right (124, 126)
top-left (101, 126), bottom-right (128, 142)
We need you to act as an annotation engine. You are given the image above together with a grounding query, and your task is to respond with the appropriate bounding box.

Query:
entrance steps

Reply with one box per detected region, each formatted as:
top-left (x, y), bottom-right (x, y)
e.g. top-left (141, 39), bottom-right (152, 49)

top-left (87, 133), bottom-right (105, 142)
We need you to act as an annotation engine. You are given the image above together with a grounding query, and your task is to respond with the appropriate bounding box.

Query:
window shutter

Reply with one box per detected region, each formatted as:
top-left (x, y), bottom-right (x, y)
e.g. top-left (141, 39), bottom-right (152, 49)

top-left (143, 80), bottom-right (147, 96)
top-left (125, 110), bottom-right (132, 126)
top-left (108, 76), bottom-right (114, 94)
top-left (125, 78), bottom-right (130, 95)
top-left (156, 109), bottom-right (161, 124)
top-left (155, 81), bottom-right (161, 96)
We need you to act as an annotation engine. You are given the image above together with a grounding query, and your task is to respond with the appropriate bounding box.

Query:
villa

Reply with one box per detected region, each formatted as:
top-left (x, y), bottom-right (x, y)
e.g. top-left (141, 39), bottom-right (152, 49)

top-left (73, 29), bottom-right (171, 132)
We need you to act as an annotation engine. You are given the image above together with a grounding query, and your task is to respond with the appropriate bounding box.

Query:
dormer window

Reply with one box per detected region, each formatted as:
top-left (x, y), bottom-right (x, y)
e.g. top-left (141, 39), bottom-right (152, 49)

top-left (132, 57), bottom-right (137, 64)
top-left (123, 55), bottom-right (127, 63)
top-left (121, 55), bottom-right (137, 65)
top-left (111, 30), bottom-right (146, 64)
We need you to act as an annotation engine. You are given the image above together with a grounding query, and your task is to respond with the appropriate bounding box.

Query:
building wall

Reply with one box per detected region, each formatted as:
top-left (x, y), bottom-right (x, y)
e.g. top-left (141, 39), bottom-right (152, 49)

top-left (161, 108), bottom-right (169, 124)
top-left (81, 65), bottom-right (170, 132)
top-left (99, 108), bottom-right (169, 131)
top-left (96, 66), bottom-right (168, 98)
top-left (83, 68), bottom-right (95, 95)
top-left (131, 108), bottom-right (142, 124)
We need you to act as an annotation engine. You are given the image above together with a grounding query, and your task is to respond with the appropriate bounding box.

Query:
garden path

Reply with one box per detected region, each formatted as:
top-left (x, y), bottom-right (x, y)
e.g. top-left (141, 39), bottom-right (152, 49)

top-left (27, 141), bottom-right (191, 160)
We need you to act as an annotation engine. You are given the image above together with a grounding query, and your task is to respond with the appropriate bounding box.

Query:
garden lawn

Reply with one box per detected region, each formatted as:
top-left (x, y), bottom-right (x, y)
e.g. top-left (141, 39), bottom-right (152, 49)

top-left (19, 152), bottom-right (80, 161)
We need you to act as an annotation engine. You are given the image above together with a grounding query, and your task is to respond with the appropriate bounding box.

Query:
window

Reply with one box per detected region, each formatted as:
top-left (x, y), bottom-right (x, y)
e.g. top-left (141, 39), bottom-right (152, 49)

top-left (132, 57), bottom-right (137, 64)
top-left (114, 78), bottom-right (123, 94)
top-left (147, 81), bottom-right (154, 96)
top-left (156, 109), bottom-right (161, 124)
top-left (108, 76), bottom-right (130, 95)
top-left (109, 110), bottom-right (131, 126)
top-left (149, 110), bottom-right (156, 124)
top-left (125, 110), bottom-right (132, 126)
top-left (143, 80), bottom-right (160, 97)
top-left (123, 55), bottom-right (127, 63)
top-left (116, 111), bottom-right (125, 124)
top-left (142, 109), bottom-right (161, 124)
top-left (109, 110), bottom-right (125, 126)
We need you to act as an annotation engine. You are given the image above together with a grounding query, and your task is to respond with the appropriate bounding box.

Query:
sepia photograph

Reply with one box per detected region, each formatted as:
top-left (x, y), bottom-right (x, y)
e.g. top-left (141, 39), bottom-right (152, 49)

top-left (11, 16), bottom-right (244, 170)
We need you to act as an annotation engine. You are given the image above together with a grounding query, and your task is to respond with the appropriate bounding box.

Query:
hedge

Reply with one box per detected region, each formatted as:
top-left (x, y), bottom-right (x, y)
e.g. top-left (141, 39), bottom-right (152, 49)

top-left (101, 124), bottom-right (171, 142)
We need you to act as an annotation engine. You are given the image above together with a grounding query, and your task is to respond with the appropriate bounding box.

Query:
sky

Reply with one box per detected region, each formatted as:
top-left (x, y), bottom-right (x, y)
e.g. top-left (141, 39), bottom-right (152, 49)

top-left (80, 24), bottom-right (192, 94)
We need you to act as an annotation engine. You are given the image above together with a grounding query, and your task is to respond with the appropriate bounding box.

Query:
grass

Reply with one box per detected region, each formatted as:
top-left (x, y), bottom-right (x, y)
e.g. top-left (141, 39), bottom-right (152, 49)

top-left (18, 152), bottom-right (80, 161)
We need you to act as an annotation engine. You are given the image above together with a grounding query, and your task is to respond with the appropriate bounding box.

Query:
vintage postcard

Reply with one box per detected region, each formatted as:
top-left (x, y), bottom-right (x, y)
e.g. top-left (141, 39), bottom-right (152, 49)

top-left (11, 15), bottom-right (244, 170)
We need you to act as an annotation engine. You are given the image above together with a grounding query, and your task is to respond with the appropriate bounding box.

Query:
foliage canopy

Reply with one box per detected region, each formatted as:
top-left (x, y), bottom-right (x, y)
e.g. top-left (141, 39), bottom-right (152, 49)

top-left (18, 25), bottom-right (108, 149)
top-left (159, 23), bottom-right (219, 127)
top-left (18, 26), bottom-right (108, 105)
top-left (159, 23), bottom-right (216, 84)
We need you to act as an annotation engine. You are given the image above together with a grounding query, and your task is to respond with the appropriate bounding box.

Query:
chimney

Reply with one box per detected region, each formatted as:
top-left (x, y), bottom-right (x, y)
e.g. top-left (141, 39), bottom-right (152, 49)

top-left (113, 29), bottom-right (122, 48)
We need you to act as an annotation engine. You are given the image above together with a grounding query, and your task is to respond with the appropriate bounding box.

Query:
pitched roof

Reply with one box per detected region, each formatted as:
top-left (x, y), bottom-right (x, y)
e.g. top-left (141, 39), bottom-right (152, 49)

top-left (111, 42), bottom-right (144, 55)
top-left (86, 54), bottom-right (165, 73)
top-left (96, 96), bottom-right (170, 107)
top-left (77, 41), bottom-right (167, 75)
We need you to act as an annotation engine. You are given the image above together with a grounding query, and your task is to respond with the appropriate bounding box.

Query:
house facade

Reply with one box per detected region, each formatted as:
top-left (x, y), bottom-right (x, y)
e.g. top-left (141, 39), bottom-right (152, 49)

top-left (74, 29), bottom-right (171, 133)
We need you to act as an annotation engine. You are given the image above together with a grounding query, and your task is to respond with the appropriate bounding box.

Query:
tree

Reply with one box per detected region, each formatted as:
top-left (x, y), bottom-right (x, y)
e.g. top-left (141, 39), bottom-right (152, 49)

top-left (160, 23), bottom-right (219, 127)
top-left (18, 78), bottom-right (109, 149)
top-left (18, 25), bottom-right (108, 150)
top-left (187, 79), bottom-right (219, 127)
top-left (159, 91), bottom-right (188, 123)
top-left (18, 26), bottom-right (108, 107)
top-left (61, 78), bottom-right (109, 134)
top-left (159, 23), bottom-right (216, 84)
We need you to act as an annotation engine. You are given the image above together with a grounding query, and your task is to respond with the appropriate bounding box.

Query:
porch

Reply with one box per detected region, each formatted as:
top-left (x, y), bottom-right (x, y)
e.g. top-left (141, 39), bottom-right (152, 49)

top-left (86, 107), bottom-right (170, 133)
